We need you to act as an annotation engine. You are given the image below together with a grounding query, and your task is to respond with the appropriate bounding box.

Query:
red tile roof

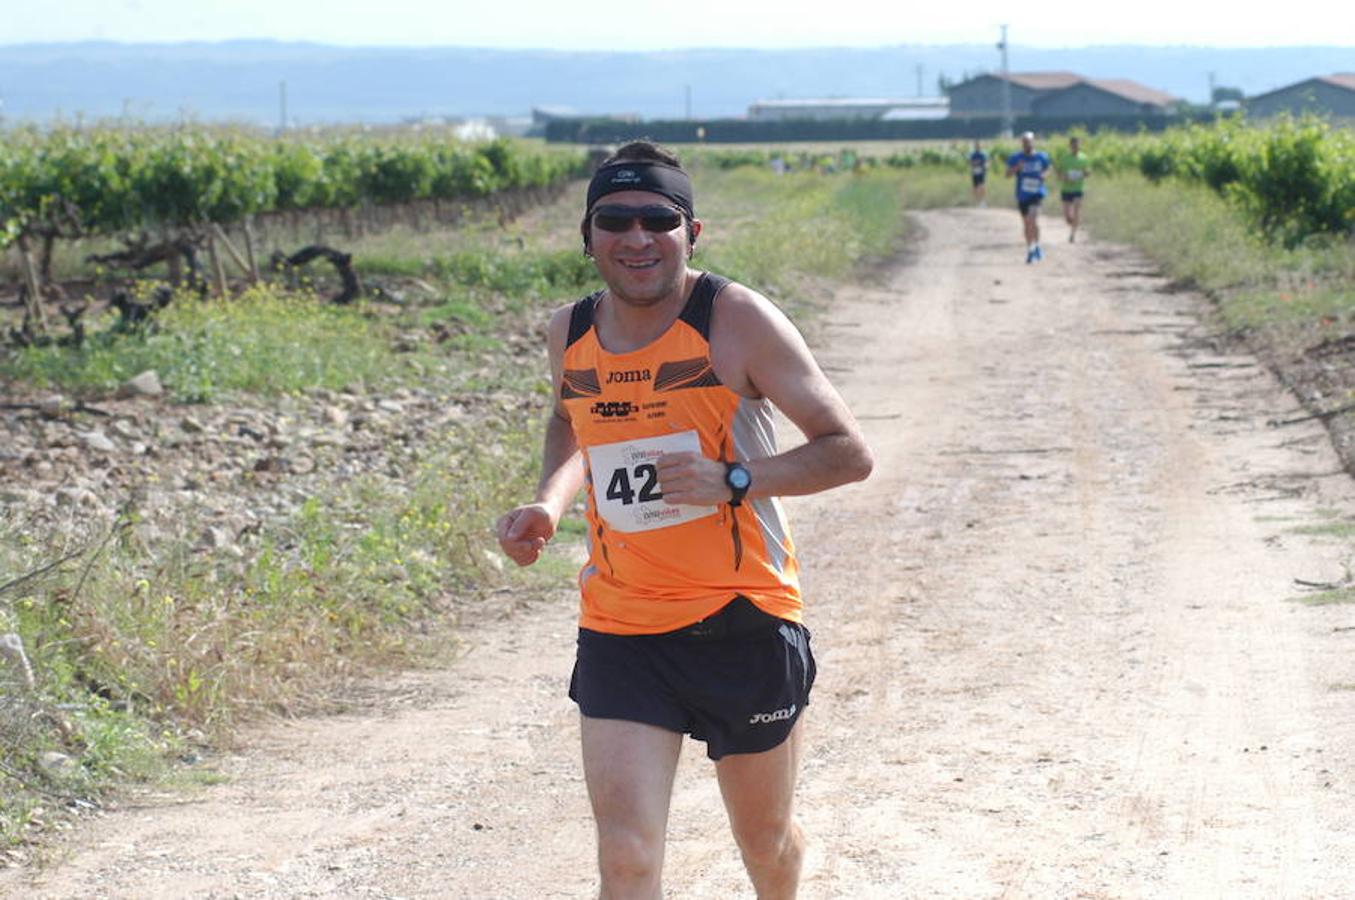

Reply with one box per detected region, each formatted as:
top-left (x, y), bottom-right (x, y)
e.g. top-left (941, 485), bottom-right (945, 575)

top-left (1319, 73), bottom-right (1355, 91)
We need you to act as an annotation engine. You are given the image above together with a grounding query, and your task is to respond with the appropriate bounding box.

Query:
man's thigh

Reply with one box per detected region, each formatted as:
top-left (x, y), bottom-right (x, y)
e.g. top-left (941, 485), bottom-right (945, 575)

top-left (714, 717), bottom-right (806, 836)
top-left (581, 716), bottom-right (684, 838)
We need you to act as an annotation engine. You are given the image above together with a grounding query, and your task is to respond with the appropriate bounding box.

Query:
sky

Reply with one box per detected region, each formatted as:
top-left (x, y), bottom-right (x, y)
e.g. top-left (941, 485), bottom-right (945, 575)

top-left (4, 0), bottom-right (1355, 50)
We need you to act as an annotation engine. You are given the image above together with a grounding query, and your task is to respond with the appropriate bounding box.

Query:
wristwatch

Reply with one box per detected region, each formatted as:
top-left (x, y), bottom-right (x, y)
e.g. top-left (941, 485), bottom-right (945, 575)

top-left (724, 462), bottom-right (752, 508)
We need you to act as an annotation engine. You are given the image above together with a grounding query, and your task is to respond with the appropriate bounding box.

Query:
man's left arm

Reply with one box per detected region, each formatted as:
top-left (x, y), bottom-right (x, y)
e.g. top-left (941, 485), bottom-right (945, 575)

top-left (656, 288), bottom-right (873, 505)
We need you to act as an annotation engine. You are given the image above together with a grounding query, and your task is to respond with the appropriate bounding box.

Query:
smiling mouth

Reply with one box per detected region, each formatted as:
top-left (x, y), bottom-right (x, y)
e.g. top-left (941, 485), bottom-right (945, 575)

top-left (619, 260), bottom-right (660, 270)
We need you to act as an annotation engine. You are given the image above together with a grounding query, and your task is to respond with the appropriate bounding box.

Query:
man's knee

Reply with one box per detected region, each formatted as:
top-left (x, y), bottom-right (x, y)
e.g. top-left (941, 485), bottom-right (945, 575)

top-left (731, 815), bottom-right (804, 868)
top-left (597, 826), bottom-right (664, 885)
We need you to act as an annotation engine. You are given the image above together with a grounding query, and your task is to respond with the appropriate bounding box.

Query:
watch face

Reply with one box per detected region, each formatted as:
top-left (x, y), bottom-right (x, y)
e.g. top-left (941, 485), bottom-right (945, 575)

top-left (729, 466), bottom-right (751, 489)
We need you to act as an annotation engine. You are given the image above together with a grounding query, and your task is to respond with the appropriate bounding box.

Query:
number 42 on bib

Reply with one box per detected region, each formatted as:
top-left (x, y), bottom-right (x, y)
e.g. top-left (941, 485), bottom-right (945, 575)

top-left (586, 430), bottom-right (717, 533)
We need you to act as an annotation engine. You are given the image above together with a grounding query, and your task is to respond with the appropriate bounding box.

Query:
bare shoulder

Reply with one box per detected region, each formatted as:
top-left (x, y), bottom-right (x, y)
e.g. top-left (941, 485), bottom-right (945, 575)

top-left (546, 300), bottom-right (583, 356)
top-left (710, 279), bottom-right (815, 398)
top-left (711, 280), bottom-right (800, 339)
top-left (547, 301), bottom-right (575, 337)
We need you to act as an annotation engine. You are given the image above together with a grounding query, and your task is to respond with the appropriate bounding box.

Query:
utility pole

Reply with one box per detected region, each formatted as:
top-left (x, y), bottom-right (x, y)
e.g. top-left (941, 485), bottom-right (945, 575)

top-left (998, 25), bottom-right (1012, 137)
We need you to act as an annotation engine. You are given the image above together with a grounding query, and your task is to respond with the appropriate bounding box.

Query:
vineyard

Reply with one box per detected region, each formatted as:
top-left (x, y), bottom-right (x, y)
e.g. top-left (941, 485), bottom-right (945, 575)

top-left (5, 117), bottom-right (1351, 327)
top-left (0, 128), bottom-right (590, 333)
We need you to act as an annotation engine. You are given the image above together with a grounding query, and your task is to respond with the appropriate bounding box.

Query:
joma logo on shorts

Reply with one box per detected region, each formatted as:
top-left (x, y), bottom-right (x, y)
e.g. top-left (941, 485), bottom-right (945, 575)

top-left (749, 704), bottom-right (796, 725)
top-left (606, 369), bottom-right (651, 384)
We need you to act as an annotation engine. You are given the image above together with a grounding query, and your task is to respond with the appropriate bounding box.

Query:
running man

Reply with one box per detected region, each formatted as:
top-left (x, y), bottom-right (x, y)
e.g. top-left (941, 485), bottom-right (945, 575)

top-left (969, 140), bottom-right (988, 207)
top-left (496, 140), bottom-right (873, 898)
top-left (1006, 130), bottom-right (1052, 263)
top-left (1056, 135), bottom-right (1091, 242)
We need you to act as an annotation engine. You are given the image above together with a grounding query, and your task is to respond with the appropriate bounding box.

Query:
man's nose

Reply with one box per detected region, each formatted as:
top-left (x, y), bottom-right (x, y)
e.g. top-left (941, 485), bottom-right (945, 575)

top-left (618, 220), bottom-right (654, 243)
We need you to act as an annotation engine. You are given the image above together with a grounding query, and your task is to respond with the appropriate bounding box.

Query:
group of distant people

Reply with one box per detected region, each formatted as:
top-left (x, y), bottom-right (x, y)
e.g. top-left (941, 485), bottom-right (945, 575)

top-left (969, 132), bottom-right (1090, 263)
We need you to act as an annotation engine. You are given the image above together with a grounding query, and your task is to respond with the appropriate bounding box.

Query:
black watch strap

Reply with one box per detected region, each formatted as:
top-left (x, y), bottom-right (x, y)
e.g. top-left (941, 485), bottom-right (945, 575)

top-left (724, 462), bottom-right (751, 508)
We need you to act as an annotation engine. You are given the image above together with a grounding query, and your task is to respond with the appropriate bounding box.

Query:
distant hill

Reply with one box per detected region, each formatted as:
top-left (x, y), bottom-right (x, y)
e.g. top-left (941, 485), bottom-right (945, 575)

top-left (1, 41), bottom-right (1352, 127)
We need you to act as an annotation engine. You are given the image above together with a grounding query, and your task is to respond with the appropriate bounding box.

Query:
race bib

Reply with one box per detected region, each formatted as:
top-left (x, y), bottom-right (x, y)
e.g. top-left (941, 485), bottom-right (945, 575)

top-left (971, 163), bottom-right (984, 175)
top-left (587, 431), bottom-right (717, 533)
top-left (1067, 169), bottom-right (1083, 180)
top-left (1020, 176), bottom-right (1043, 194)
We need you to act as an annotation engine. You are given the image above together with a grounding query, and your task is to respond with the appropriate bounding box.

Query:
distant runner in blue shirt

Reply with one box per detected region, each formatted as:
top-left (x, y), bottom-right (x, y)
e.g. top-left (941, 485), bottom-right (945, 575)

top-left (1006, 131), bottom-right (1052, 263)
top-left (969, 141), bottom-right (988, 207)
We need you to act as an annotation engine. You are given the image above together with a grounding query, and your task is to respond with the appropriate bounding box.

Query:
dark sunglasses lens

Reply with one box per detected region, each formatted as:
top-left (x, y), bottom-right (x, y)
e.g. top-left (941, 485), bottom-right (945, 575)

top-left (640, 212), bottom-right (682, 232)
top-left (592, 213), bottom-right (632, 232)
top-left (592, 207), bottom-right (682, 233)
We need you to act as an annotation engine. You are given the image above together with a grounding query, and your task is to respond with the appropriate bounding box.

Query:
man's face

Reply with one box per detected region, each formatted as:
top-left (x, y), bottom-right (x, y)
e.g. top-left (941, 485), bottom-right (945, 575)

top-left (586, 189), bottom-right (701, 308)
top-left (1021, 135), bottom-right (1034, 153)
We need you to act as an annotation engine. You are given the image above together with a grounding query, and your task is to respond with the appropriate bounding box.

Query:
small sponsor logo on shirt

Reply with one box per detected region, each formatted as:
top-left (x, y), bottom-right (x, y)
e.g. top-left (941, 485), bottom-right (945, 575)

top-left (749, 704), bottom-right (797, 725)
top-left (606, 368), bottom-right (651, 384)
top-left (591, 400), bottom-right (636, 419)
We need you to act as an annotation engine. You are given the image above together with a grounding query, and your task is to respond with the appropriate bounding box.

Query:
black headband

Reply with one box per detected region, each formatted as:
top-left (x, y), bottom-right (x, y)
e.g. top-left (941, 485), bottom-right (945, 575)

top-left (586, 161), bottom-right (694, 218)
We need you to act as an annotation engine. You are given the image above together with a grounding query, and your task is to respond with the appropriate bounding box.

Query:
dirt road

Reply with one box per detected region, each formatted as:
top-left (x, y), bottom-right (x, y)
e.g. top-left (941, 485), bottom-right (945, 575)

top-left (5, 208), bottom-right (1354, 899)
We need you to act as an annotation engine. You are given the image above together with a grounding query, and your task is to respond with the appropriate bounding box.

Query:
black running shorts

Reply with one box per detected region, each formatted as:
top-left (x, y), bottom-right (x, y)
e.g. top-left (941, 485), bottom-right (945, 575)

top-left (569, 596), bottom-right (816, 760)
top-left (1018, 196), bottom-right (1042, 216)
top-left (1061, 190), bottom-right (1084, 202)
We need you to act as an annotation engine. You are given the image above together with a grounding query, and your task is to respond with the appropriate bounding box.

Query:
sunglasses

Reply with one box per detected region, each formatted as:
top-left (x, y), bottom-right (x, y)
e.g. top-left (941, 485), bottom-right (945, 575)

top-left (590, 204), bottom-right (684, 234)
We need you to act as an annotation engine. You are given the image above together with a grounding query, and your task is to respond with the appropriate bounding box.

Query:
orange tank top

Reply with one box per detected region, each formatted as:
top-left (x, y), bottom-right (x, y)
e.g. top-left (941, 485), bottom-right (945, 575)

top-left (561, 273), bottom-right (801, 635)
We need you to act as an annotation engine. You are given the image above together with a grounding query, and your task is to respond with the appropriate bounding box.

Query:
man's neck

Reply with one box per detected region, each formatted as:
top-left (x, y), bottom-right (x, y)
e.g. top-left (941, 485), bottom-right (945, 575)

top-left (596, 270), bottom-right (698, 354)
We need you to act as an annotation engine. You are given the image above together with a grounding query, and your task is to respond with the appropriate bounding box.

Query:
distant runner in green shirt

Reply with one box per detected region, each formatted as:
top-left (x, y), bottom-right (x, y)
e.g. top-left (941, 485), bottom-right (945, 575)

top-left (1055, 136), bottom-right (1090, 243)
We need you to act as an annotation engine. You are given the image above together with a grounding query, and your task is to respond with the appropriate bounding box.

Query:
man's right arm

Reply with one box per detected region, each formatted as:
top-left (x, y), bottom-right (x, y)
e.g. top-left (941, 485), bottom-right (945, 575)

top-left (495, 306), bottom-right (586, 567)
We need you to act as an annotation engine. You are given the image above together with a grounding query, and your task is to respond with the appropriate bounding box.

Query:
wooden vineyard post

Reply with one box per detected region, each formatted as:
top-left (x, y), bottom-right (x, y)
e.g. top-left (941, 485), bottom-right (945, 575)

top-left (206, 229), bottom-right (228, 298)
top-left (242, 219), bottom-right (261, 284)
top-left (211, 224), bottom-right (257, 284)
top-left (15, 234), bottom-right (50, 333)
top-left (163, 227), bottom-right (183, 286)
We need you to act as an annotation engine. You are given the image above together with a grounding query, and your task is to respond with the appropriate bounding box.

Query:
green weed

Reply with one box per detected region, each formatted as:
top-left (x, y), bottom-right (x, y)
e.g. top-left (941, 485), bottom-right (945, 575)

top-left (1294, 588), bottom-right (1355, 606)
top-left (1, 285), bottom-right (413, 401)
top-left (1288, 520), bottom-right (1355, 539)
top-left (695, 167), bottom-right (917, 297)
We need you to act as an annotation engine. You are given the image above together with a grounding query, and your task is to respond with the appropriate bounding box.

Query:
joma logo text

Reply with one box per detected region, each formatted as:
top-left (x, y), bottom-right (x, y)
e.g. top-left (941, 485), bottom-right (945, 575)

top-left (607, 369), bottom-right (651, 384)
top-left (749, 704), bottom-right (797, 725)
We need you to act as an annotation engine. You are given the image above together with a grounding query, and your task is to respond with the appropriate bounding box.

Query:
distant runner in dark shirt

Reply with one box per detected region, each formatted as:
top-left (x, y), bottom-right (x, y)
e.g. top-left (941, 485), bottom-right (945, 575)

top-left (969, 141), bottom-right (988, 207)
top-left (1006, 131), bottom-right (1052, 264)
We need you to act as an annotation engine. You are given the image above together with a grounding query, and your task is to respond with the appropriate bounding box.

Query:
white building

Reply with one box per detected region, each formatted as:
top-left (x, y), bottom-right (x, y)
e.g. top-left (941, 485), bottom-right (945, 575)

top-left (747, 97), bottom-right (949, 122)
